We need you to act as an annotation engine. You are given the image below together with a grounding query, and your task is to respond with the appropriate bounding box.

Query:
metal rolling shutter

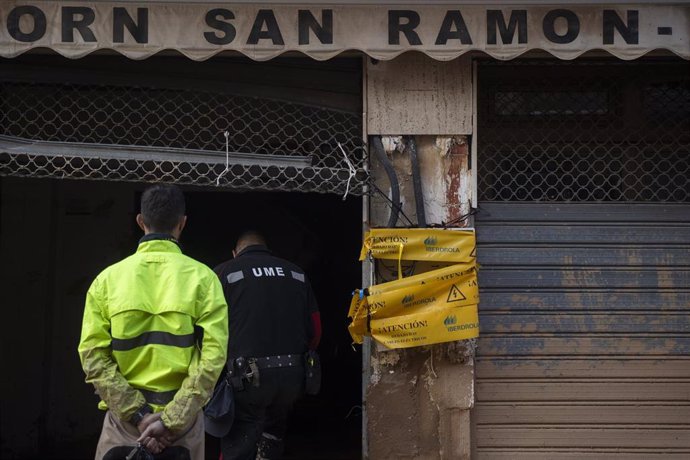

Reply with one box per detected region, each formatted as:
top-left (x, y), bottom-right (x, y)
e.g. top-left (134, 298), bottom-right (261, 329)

top-left (471, 60), bottom-right (690, 458)
top-left (473, 203), bottom-right (690, 458)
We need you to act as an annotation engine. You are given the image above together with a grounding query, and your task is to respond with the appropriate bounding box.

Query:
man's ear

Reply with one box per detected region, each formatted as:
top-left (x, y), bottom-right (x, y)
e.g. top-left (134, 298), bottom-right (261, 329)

top-left (136, 214), bottom-right (147, 232)
top-left (172, 215), bottom-right (187, 239)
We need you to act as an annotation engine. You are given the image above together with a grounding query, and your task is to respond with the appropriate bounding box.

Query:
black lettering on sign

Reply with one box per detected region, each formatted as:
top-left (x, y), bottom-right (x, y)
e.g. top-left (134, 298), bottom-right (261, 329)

top-left (435, 10), bottom-right (472, 45)
top-left (388, 10), bottom-right (422, 45)
top-left (113, 7), bottom-right (148, 43)
top-left (298, 10), bottom-right (333, 45)
top-left (204, 9), bottom-right (236, 45)
top-left (603, 10), bottom-right (638, 44)
top-left (247, 10), bottom-right (284, 45)
top-left (543, 9), bottom-right (579, 44)
top-left (370, 300), bottom-right (386, 311)
top-left (372, 236), bottom-right (408, 244)
top-left (62, 7), bottom-right (96, 43)
top-left (487, 10), bottom-right (527, 44)
top-left (7, 6), bottom-right (47, 42)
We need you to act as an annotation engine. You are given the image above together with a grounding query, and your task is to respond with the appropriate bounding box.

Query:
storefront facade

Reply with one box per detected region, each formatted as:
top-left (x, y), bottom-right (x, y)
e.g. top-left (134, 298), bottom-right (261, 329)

top-left (1, 1), bottom-right (689, 459)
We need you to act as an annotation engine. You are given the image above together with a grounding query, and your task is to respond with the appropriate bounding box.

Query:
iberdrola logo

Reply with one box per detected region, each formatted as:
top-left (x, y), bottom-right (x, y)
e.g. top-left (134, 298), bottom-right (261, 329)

top-left (424, 235), bottom-right (460, 253)
top-left (443, 315), bottom-right (457, 326)
top-left (424, 236), bottom-right (438, 246)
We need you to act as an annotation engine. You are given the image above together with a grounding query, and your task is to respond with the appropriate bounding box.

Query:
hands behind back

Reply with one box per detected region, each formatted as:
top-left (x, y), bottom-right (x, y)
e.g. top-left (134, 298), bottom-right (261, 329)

top-left (137, 412), bottom-right (175, 454)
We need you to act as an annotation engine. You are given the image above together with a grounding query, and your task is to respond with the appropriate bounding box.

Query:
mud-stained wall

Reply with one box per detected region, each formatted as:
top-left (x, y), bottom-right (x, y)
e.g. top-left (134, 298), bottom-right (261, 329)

top-left (367, 348), bottom-right (473, 460)
top-left (367, 345), bottom-right (475, 460)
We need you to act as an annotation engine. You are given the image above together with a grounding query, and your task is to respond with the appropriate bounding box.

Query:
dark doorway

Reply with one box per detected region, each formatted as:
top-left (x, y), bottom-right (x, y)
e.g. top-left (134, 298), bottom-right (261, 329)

top-left (182, 191), bottom-right (363, 460)
top-left (0, 177), bottom-right (362, 459)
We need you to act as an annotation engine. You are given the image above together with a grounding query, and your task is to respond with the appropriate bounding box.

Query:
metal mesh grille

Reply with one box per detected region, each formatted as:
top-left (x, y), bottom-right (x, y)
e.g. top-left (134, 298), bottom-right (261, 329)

top-left (478, 61), bottom-right (690, 202)
top-left (0, 80), bottom-right (365, 194)
top-left (0, 152), bottom-right (361, 192)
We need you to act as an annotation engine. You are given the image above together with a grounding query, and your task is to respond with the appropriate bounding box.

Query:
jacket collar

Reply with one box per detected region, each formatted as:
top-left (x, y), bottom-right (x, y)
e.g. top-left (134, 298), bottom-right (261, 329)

top-left (137, 233), bottom-right (182, 254)
top-left (236, 244), bottom-right (270, 257)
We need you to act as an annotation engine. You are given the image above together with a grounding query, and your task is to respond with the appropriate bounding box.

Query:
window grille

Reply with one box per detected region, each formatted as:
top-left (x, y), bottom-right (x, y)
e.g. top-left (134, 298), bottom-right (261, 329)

top-left (0, 79), bottom-right (366, 195)
top-left (477, 60), bottom-right (690, 202)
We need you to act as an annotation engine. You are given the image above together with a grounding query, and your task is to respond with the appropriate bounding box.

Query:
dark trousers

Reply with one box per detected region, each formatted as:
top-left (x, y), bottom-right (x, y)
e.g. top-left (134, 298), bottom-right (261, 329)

top-left (221, 366), bottom-right (304, 460)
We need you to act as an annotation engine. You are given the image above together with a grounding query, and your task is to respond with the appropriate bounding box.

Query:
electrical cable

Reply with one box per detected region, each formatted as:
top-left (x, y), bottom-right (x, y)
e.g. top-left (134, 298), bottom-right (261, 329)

top-left (367, 180), bottom-right (415, 227)
top-left (407, 136), bottom-right (427, 227)
top-left (432, 206), bottom-right (479, 228)
top-left (375, 259), bottom-right (418, 282)
top-left (371, 136), bottom-right (401, 228)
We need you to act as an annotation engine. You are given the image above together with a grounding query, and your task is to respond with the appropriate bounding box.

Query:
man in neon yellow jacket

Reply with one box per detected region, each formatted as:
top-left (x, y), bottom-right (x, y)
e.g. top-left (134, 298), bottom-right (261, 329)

top-left (78, 184), bottom-right (228, 459)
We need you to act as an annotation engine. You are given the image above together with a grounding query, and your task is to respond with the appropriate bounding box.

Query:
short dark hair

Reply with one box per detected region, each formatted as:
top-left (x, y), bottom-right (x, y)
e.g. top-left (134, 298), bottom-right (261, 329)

top-left (140, 184), bottom-right (185, 233)
top-left (235, 230), bottom-right (267, 252)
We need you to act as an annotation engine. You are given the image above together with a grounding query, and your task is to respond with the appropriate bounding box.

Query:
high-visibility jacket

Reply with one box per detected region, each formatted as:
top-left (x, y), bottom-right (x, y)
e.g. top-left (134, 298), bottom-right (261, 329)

top-left (78, 238), bottom-right (228, 432)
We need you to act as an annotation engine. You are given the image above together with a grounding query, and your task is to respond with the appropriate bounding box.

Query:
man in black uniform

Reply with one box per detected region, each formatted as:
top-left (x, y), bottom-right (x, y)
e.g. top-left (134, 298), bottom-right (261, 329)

top-left (214, 230), bottom-right (321, 460)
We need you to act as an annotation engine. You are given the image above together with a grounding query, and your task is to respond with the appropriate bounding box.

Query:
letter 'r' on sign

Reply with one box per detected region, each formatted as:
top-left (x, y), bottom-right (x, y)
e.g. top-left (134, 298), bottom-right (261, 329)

top-left (447, 284), bottom-right (467, 302)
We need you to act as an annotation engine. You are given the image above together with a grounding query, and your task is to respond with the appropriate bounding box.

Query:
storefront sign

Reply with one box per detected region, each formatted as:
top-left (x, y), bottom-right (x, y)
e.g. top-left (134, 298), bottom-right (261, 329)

top-left (1, 2), bottom-right (688, 60)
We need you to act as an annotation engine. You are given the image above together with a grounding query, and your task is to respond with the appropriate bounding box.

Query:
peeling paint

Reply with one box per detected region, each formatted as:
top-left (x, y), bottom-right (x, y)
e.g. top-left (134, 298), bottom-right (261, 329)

top-left (369, 355), bottom-right (382, 386)
top-left (422, 352), bottom-right (438, 390)
top-left (443, 339), bottom-right (476, 364)
top-left (378, 349), bottom-right (401, 367)
top-left (382, 136), bottom-right (405, 155)
top-left (444, 138), bottom-right (470, 224)
top-left (435, 136), bottom-right (453, 155)
top-left (369, 348), bottom-right (404, 387)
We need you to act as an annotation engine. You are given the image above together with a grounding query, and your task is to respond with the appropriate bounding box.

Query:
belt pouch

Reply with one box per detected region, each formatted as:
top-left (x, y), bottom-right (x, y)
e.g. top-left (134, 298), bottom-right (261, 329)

top-left (304, 350), bottom-right (321, 395)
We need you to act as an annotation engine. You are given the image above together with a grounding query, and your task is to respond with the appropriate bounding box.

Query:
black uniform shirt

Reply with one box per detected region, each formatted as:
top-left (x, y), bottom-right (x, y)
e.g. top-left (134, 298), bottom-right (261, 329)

top-left (214, 245), bottom-right (319, 360)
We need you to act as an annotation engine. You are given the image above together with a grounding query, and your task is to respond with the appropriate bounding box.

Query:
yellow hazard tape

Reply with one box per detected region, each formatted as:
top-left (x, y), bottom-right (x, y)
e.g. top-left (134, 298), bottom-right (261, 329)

top-left (348, 264), bottom-right (475, 330)
top-left (368, 267), bottom-right (478, 319)
top-left (359, 228), bottom-right (476, 263)
top-left (349, 228), bottom-right (480, 349)
top-left (348, 264), bottom-right (479, 346)
top-left (366, 262), bottom-right (476, 297)
top-left (371, 304), bottom-right (479, 349)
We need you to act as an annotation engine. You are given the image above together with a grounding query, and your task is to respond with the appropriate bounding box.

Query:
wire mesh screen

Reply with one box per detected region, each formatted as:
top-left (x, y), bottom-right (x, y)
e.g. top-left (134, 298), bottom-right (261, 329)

top-left (0, 80), bottom-right (366, 194)
top-left (477, 61), bottom-right (690, 202)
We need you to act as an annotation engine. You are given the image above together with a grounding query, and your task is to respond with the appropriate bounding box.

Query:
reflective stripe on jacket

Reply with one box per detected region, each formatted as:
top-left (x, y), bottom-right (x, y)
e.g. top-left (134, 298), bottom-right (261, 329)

top-left (78, 239), bottom-right (228, 432)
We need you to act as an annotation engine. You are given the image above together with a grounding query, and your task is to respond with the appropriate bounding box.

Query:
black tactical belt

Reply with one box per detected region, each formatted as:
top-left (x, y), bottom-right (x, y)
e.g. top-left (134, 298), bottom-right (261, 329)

top-left (140, 388), bottom-right (177, 405)
top-left (253, 354), bottom-right (303, 369)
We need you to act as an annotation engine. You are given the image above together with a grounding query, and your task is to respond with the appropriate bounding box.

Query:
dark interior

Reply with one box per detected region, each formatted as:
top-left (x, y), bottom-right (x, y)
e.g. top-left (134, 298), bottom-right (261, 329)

top-left (183, 191), bottom-right (363, 460)
top-left (0, 177), bottom-right (362, 459)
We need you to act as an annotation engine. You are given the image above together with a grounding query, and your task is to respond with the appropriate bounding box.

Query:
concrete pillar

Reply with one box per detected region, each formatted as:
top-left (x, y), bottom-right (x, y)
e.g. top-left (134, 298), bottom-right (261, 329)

top-left (364, 48), bottom-right (476, 460)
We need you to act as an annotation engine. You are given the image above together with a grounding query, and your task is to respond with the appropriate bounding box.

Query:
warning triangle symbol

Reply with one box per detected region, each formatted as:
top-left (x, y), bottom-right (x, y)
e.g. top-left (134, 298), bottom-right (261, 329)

top-left (470, 246), bottom-right (477, 258)
top-left (447, 284), bottom-right (467, 302)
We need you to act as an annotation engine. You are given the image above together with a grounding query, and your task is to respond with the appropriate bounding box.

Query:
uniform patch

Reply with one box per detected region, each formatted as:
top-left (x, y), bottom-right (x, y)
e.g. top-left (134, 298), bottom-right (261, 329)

top-left (251, 266), bottom-right (286, 277)
top-left (291, 271), bottom-right (305, 282)
top-left (226, 270), bottom-right (244, 284)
